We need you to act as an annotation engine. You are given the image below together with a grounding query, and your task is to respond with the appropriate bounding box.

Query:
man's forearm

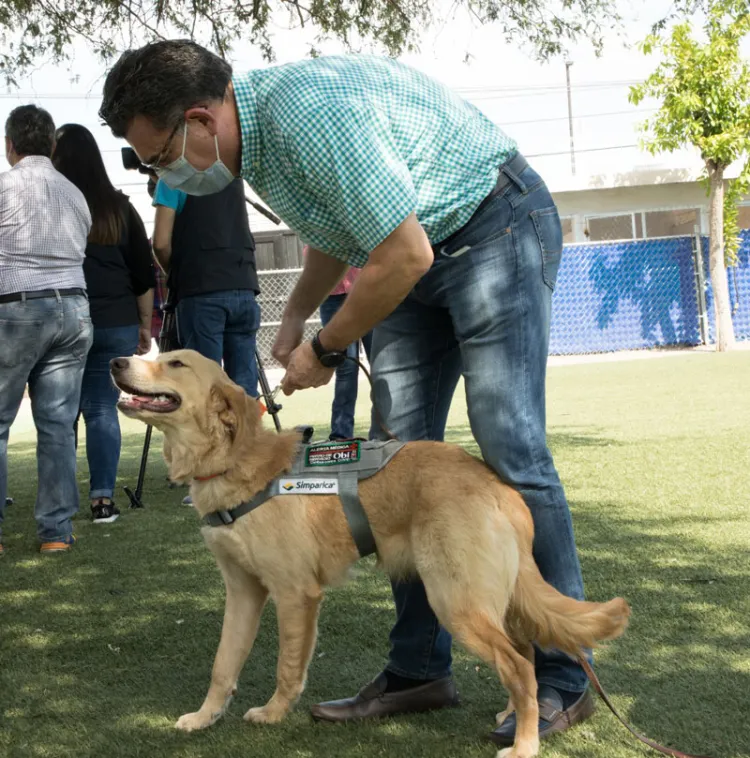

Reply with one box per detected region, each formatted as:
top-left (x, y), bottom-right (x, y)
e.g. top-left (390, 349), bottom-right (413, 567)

top-left (136, 289), bottom-right (154, 330)
top-left (318, 255), bottom-right (428, 351)
top-left (284, 247), bottom-right (349, 320)
top-left (317, 217), bottom-right (434, 351)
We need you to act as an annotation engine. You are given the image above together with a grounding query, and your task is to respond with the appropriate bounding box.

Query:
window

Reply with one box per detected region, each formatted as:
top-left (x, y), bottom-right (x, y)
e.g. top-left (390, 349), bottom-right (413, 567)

top-left (585, 214), bottom-right (634, 242)
top-left (644, 209), bottom-right (699, 237)
top-left (737, 205), bottom-right (750, 229)
top-left (561, 217), bottom-right (574, 244)
top-left (584, 208), bottom-right (701, 241)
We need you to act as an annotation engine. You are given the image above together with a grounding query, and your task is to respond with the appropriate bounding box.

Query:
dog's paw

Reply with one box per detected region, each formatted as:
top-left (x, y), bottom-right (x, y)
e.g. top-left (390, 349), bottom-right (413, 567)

top-left (497, 746), bottom-right (538, 758)
top-left (495, 706), bottom-right (515, 726)
top-left (175, 710), bottom-right (218, 732)
top-left (243, 705), bottom-right (286, 724)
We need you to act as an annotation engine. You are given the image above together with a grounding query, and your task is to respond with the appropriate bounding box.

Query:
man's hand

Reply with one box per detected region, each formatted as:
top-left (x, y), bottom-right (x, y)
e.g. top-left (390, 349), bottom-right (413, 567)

top-left (136, 326), bottom-right (152, 356)
top-left (271, 315), bottom-right (306, 368)
top-left (280, 342), bottom-right (335, 395)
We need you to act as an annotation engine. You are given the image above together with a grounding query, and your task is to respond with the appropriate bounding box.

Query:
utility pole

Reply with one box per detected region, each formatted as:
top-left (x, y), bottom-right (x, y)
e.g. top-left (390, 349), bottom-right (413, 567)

top-left (565, 60), bottom-right (576, 176)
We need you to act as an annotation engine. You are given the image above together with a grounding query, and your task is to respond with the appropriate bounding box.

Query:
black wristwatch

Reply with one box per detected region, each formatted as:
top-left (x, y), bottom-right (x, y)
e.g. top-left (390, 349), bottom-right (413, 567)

top-left (311, 330), bottom-right (347, 368)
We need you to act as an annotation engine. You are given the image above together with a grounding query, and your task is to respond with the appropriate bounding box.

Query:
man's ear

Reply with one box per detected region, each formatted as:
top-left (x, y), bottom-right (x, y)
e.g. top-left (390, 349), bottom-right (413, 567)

top-left (184, 106), bottom-right (218, 134)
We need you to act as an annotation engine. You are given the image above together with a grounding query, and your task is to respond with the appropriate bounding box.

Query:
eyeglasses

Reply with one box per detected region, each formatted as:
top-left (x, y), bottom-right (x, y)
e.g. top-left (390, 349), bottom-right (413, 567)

top-left (141, 120), bottom-right (183, 170)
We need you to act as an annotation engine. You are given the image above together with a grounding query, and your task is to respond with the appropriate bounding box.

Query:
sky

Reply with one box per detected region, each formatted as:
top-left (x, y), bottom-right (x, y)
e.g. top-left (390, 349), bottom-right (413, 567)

top-left (0, 0), bottom-right (709, 234)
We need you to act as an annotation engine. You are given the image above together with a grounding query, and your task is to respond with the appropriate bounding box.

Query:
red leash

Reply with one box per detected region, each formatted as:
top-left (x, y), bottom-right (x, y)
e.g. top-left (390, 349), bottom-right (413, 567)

top-left (578, 656), bottom-right (712, 758)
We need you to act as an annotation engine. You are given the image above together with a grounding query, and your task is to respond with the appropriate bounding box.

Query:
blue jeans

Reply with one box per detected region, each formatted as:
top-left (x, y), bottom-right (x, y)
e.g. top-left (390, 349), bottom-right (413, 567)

top-left (319, 293), bottom-right (374, 440)
top-left (78, 325), bottom-right (139, 500)
top-left (0, 293), bottom-right (93, 543)
top-left (370, 155), bottom-right (589, 694)
top-left (176, 290), bottom-right (261, 397)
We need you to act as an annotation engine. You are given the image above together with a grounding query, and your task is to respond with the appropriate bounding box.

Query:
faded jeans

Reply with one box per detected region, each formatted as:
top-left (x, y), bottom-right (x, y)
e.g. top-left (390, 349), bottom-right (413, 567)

top-left (78, 324), bottom-right (139, 500)
top-left (0, 293), bottom-right (93, 542)
top-left (319, 293), bottom-right (374, 440)
top-left (176, 289), bottom-right (261, 397)
top-left (370, 154), bottom-right (590, 694)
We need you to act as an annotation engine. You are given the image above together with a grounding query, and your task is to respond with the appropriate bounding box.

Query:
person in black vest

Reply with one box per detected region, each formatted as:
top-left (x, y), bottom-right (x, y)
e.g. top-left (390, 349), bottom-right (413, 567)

top-left (151, 177), bottom-right (260, 397)
top-left (52, 123), bottom-right (155, 525)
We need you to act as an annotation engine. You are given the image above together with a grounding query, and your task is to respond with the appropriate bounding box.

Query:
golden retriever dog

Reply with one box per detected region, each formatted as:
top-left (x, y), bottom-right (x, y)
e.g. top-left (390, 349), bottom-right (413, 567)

top-left (111, 349), bottom-right (629, 758)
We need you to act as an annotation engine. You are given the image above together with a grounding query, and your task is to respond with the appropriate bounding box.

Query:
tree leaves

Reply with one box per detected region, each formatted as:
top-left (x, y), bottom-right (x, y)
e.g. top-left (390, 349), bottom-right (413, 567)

top-left (629, 0), bottom-right (750, 251)
top-left (630, 0), bottom-right (750, 349)
top-left (0, 0), bottom-right (620, 85)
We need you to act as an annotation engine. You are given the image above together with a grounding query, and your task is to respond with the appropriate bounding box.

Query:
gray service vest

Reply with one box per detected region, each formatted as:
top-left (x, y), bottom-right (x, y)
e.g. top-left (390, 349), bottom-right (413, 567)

top-left (202, 439), bottom-right (406, 558)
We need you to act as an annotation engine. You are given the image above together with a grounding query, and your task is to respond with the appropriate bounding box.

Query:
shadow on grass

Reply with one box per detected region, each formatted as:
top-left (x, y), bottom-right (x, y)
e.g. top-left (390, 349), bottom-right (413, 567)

top-left (445, 425), bottom-right (625, 456)
top-left (1, 425), bottom-right (747, 758)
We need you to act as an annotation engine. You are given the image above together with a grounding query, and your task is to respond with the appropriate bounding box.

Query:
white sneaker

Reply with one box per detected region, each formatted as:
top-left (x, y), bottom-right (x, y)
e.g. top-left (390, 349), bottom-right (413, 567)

top-left (182, 495), bottom-right (194, 506)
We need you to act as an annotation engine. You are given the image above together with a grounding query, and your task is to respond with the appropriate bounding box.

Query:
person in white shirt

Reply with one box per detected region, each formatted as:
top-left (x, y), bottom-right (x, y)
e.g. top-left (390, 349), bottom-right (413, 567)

top-left (0, 105), bottom-right (93, 555)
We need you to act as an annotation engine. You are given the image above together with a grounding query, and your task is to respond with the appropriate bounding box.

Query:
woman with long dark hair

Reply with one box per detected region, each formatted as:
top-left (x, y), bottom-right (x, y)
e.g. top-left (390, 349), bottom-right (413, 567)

top-left (53, 124), bottom-right (155, 524)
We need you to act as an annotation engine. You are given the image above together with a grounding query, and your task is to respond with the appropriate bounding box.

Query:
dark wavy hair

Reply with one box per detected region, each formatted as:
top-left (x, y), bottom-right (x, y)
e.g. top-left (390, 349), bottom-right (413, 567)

top-left (52, 123), bottom-right (125, 246)
top-left (99, 39), bottom-right (232, 137)
top-left (5, 104), bottom-right (55, 157)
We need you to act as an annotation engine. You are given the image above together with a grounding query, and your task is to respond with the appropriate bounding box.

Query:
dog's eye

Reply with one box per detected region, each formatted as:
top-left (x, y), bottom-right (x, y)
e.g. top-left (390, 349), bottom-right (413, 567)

top-left (168, 360), bottom-right (186, 368)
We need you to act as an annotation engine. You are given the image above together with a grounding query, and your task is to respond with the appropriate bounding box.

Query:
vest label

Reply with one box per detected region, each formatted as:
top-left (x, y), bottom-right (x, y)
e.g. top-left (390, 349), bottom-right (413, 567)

top-left (277, 478), bottom-right (339, 495)
top-left (305, 440), bottom-right (361, 467)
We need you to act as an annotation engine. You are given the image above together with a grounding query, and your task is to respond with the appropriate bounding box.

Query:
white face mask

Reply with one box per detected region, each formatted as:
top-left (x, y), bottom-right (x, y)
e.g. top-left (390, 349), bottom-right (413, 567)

top-left (156, 123), bottom-right (234, 196)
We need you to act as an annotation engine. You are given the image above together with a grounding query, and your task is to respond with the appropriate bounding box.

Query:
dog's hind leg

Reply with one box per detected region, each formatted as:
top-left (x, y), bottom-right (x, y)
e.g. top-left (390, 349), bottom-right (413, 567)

top-left (420, 566), bottom-right (539, 758)
top-left (495, 640), bottom-right (534, 727)
top-left (244, 586), bottom-right (323, 725)
top-left (449, 610), bottom-right (538, 758)
top-left (175, 563), bottom-right (268, 732)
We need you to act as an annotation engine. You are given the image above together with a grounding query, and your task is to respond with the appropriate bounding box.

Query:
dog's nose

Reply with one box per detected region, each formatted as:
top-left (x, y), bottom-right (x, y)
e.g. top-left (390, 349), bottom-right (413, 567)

top-left (110, 357), bottom-right (130, 373)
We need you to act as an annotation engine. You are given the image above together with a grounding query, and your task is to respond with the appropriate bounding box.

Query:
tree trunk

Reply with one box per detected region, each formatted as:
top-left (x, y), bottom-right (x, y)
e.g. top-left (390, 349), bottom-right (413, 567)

top-left (707, 162), bottom-right (736, 352)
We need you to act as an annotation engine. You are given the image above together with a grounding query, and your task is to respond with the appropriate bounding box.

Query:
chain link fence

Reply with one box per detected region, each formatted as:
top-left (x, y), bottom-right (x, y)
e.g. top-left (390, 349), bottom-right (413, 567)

top-left (704, 231), bottom-right (750, 342)
top-left (550, 235), bottom-right (703, 354)
top-left (256, 268), bottom-right (311, 368)
top-left (255, 234), bottom-right (750, 367)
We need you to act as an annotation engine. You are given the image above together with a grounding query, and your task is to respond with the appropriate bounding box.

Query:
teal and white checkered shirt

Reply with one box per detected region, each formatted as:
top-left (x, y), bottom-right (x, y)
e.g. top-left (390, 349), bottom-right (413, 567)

top-left (234, 55), bottom-right (517, 267)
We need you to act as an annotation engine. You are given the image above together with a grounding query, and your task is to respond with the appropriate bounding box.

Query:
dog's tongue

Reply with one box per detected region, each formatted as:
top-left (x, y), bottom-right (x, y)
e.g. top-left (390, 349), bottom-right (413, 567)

top-left (119, 393), bottom-right (150, 408)
top-left (120, 393), bottom-right (174, 409)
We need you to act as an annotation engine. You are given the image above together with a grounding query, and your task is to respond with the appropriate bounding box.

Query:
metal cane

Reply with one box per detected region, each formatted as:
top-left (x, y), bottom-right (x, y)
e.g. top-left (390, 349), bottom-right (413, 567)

top-left (123, 296), bottom-right (180, 509)
top-left (255, 348), bottom-right (283, 433)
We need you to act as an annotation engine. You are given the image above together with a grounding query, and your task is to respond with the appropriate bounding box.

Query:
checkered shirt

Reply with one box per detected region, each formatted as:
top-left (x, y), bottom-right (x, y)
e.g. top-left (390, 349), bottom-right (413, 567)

top-left (0, 156), bottom-right (91, 295)
top-left (234, 55), bottom-right (517, 267)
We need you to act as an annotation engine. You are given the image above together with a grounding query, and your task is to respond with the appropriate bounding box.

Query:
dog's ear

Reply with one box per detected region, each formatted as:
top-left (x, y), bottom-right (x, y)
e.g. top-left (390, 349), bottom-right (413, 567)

top-left (209, 381), bottom-right (259, 444)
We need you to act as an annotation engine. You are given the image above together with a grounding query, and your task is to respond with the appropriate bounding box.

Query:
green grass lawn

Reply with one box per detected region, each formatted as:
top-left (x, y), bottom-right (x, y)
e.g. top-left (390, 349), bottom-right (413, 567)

top-left (1, 352), bottom-right (749, 758)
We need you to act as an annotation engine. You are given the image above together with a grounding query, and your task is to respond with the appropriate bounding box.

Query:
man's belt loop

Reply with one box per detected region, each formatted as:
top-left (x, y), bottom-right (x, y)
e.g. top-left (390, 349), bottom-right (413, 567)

top-left (500, 162), bottom-right (527, 194)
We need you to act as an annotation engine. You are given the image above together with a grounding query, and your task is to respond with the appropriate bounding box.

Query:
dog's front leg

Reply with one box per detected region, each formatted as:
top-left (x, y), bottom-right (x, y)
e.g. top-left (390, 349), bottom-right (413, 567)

top-left (244, 587), bottom-right (322, 724)
top-left (176, 565), bottom-right (268, 732)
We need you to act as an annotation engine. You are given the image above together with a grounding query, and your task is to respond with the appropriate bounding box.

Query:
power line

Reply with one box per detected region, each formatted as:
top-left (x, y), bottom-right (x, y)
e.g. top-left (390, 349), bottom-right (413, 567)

top-left (525, 143), bottom-right (639, 158)
top-left (0, 79), bottom-right (644, 102)
top-left (455, 79), bottom-right (640, 94)
top-left (497, 108), bottom-right (657, 128)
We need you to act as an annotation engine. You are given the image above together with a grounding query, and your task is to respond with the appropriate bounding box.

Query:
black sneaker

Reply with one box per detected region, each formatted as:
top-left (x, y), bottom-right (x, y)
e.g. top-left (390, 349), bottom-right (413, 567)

top-left (91, 501), bottom-right (120, 524)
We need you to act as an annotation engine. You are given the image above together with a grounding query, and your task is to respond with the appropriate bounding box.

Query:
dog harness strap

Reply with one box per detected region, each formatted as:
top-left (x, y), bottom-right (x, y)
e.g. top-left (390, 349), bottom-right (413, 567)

top-left (338, 472), bottom-right (377, 558)
top-left (200, 440), bottom-right (407, 558)
top-left (201, 481), bottom-right (276, 527)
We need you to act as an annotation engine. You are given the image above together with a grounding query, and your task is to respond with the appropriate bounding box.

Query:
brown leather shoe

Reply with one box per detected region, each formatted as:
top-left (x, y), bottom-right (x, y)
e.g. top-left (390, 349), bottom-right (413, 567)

top-left (489, 685), bottom-right (595, 746)
top-left (310, 672), bottom-right (460, 723)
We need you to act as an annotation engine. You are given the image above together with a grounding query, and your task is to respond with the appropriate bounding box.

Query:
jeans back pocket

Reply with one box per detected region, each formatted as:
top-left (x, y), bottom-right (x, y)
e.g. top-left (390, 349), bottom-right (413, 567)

top-left (531, 207), bottom-right (563, 291)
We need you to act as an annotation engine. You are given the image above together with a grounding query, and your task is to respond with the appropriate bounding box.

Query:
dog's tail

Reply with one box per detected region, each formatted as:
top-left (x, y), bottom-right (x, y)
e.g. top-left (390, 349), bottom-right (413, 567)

top-left (511, 547), bottom-right (630, 657)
